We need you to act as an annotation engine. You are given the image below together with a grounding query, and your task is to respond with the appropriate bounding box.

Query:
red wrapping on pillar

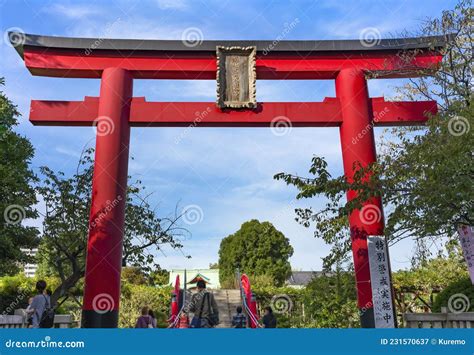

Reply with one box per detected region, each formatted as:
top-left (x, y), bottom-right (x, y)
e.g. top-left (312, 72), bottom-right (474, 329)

top-left (169, 275), bottom-right (180, 327)
top-left (241, 274), bottom-right (259, 328)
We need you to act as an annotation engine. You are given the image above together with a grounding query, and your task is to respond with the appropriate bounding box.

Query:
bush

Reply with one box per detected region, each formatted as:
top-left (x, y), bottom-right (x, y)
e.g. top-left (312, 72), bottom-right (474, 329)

top-left (302, 272), bottom-right (359, 328)
top-left (432, 277), bottom-right (474, 313)
top-left (252, 285), bottom-right (305, 328)
top-left (119, 283), bottom-right (172, 328)
top-left (251, 272), bottom-right (360, 328)
top-left (0, 274), bottom-right (60, 314)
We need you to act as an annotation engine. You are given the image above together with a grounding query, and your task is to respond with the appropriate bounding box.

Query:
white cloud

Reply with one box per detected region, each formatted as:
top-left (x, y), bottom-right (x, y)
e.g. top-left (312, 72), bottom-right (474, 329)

top-left (156, 0), bottom-right (188, 10)
top-left (46, 4), bottom-right (102, 19)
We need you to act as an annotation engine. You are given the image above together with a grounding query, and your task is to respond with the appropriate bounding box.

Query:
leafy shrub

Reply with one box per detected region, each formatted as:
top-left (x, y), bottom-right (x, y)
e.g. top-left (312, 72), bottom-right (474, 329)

top-left (119, 283), bottom-right (172, 328)
top-left (432, 277), bottom-right (474, 313)
top-left (0, 274), bottom-right (60, 314)
top-left (252, 272), bottom-right (359, 328)
top-left (252, 285), bottom-right (305, 328)
top-left (301, 272), bottom-right (359, 328)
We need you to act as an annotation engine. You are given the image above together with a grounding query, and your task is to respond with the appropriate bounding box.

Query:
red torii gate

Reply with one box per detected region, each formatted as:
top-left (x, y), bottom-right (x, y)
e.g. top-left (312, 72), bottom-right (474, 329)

top-left (11, 32), bottom-right (449, 328)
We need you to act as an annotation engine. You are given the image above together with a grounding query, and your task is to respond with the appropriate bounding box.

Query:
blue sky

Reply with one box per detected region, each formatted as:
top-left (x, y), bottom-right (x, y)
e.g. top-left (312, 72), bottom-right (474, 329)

top-left (0, 0), bottom-right (457, 271)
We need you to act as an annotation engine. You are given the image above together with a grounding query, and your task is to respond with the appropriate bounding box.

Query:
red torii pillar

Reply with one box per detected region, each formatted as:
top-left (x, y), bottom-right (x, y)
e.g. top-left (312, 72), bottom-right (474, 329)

top-left (336, 68), bottom-right (385, 327)
top-left (81, 68), bottom-right (132, 327)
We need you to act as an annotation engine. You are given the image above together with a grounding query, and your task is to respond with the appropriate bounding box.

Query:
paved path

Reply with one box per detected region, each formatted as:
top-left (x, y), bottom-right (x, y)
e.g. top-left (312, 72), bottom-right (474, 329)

top-left (212, 289), bottom-right (242, 328)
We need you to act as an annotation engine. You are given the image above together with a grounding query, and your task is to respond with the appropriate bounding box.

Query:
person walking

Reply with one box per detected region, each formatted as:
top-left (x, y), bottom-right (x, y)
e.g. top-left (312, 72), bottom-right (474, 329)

top-left (135, 306), bottom-right (154, 328)
top-left (262, 306), bottom-right (277, 328)
top-left (28, 280), bottom-right (53, 328)
top-left (148, 309), bottom-right (157, 328)
top-left (189, 280), bottom-right (219, 328)
top-left (231, 306), bottom-right (247, 328)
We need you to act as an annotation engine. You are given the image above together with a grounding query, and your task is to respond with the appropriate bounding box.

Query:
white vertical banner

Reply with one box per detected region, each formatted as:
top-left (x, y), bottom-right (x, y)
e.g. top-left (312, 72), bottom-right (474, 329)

top-left (367, 235), bottom-right (395, 328)
top-left (458, 225), bottom-right (474, 285)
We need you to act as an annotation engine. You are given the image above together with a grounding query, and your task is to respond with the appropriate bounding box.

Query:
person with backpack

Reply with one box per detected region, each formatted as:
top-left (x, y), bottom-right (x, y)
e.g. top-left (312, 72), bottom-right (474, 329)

top-left (148, 309), bottom-right (157, 328)
top-left (231, 306), bottom-right (247, 328)
top-left (135, 306), bottom-right (154, 328)
top-left (28, 280), bottom-right (54, 328)
top-left (189, 280), bottom-right (219, 328)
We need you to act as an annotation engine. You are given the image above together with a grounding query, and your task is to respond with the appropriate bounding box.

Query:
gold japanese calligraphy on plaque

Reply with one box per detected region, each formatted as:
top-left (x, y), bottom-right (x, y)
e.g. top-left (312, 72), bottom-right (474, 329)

top-left (216, 46), bottom-right (256, 109)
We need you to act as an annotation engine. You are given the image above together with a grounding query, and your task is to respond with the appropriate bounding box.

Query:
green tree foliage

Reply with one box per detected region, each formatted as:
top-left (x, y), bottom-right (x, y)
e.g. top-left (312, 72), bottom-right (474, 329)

top-left (302, 271), bottom-right (359, 328)
top-left (252, 271), bottom-right (359, 328)
top-left (209, 262), bottom-right (219, 269)
top-left (149, 268), bottom-right (170, 286)
top-left (121, 267), bottom-right (148, 285)
top-left (0, 78), bottom-right (39, 275)
top-left (36, 148), bottom-right (188, 305)
top-left (392, 252), bottom-right (468, 315)
top-left (393, 254), bottom-right (468, 295)
top-left (274, 1), bottom-right (473, 268)
top-left (218, 220), bottom-right (293, 287)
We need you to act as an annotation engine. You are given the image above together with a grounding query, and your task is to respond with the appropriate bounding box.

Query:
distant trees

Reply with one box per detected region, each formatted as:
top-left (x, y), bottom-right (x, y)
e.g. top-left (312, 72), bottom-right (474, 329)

top-left (218, 220), bottom-right (293, 287)
top-left (0, 78), bottom-right (39, 276)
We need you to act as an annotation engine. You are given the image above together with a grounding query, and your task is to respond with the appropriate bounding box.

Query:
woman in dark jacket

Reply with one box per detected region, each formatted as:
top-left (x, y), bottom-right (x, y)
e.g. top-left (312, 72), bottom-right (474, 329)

top-left (262, 306), bottom-right (277, 328)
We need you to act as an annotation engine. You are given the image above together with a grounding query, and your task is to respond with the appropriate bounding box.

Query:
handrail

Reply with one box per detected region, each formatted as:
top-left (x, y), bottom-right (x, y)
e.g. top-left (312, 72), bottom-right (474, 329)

top-left (169, 269), bottom-right (189, 328)
top-left (236, 269), bottom-right (262, 328)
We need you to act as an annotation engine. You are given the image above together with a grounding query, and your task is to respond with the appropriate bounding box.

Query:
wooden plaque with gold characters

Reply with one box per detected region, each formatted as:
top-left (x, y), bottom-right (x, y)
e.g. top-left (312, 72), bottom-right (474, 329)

top-left (216, 46), bottom-right (256, 109)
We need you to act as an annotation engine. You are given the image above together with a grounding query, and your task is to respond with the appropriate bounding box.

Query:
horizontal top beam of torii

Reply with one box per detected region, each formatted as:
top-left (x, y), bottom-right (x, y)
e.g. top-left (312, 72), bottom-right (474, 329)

top-left (30, 97), bottom-right (436, 127)
top-left (10, 32), bottom-right (452, 79)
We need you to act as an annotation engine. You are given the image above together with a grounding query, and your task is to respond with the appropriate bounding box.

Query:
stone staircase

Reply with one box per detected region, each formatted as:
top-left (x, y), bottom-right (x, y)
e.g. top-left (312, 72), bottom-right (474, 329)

top-left (211, 289), bottom-right (242, 328)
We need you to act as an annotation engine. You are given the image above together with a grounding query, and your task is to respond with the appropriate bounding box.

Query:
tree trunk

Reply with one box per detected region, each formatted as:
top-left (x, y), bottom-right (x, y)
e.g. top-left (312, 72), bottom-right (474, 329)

top-left (51, 270), bottom-right (84, 307)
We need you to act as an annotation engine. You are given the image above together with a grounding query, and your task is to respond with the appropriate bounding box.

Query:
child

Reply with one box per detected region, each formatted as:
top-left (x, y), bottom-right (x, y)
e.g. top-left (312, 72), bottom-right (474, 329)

top-left (25, 297), bottom-right (34, 327)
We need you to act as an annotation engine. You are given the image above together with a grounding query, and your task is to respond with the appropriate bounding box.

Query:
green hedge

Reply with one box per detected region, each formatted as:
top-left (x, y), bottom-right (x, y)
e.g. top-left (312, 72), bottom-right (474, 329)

top-left (0, 275), bottom-right (173, 328)
top-left (119, 284), bottom-right (172, 328)
top-left (252, 274), bottom-right (359, 329)
top-left (432, 277), bottom-right (474, 313)
top-left (0, 274), bottom-right (61, 314)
